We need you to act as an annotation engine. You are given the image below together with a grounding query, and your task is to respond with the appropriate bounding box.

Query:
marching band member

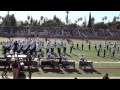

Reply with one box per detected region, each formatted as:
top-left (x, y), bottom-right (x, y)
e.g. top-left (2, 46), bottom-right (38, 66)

top-left (3, 41), bottom-right (7, 55)
top-left (103, 45), bottom-right (106, 57)
top-left (41, 39), bottom-right (44, 48)
top-left (76, 42), bottom-right (79, 50)
top-left (82, 41), bottom-right (84, 51)
top-left (88, 41), bottom-right (91, 51)
top-left (38, 41), bottom-right (42, 52)
top-left (22, 41), bottom-right (28, 54)
top-left (14, 41), bottom-right (18, 53)
top-left (61, 40), bottom-right (63, 48)
top-left (10, 41), bottom-right (12, 49)
top-left (106, 43), bottom-right (109, 51)
top-left (79, 54), bottom-right (86, 61)
top-left (63, 42), bottom-right (66, 55)
top-left (97, 44), bottom-right (100, 56)
top-left (37, 50), bottom-right (42, 60)
top-left (47, 51), bottom-right (51, 59)
top-left (57, 43), bottom-right (61, 55)
top-left (62, 54), bottom-right (67, 61)
top-left (17, 41), bottom-right (22, 53)
top-left (117, 44), bottom-right (119, 53)
top-left (95, 43), bottom-right (97, 51)
top-left (10, 49), bottom-right (14, 55)
top-left (2, 41), bottom-right (5, 54)
top-left (112, 46), bottom-right (115, 58)
top-left (50, 53), bottom-right (55, 59)
top-left (51, 43), bottom-right (54, 54)
top-left (54, 39), bottom-right (56, 48)
top-left (99, 42), bottom-right (102, 51)
top-left (46, 41), bottom-right (50, 55)
top-left (114, 42), bottom-right (116, 49)
top-left (70, 41), bottom-right (73, 54)
top-left (29, 41), bottom-right (34, 55)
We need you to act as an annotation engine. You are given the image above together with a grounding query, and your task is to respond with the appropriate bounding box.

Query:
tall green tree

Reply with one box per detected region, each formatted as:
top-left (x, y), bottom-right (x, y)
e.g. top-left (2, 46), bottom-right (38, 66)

top-left (91, 17), bottom-right (95, 27)
top-left (2, 14), bottom-right (16, 26)
top-left (88, 12), bottom-right (91, 28)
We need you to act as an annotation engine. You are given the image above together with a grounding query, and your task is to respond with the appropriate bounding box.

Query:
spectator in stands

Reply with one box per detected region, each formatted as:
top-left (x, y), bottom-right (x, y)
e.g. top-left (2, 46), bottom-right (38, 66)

top-left (103, 73), bottom-right (109, 79)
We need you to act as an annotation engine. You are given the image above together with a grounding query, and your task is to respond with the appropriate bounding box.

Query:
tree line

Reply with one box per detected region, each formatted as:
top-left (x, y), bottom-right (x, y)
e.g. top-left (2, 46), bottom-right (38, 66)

top-left (0, 11), bottom-right (120, 29)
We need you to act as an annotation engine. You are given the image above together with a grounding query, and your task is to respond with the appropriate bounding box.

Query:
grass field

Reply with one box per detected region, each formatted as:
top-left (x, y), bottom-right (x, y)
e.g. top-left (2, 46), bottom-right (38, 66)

top-left (0, 37), bottom-right (120, 77)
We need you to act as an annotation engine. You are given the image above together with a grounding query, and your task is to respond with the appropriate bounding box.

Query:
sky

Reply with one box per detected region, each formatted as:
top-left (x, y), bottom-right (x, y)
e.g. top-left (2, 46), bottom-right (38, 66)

top-left (0, 11), bottom-right (120, 25)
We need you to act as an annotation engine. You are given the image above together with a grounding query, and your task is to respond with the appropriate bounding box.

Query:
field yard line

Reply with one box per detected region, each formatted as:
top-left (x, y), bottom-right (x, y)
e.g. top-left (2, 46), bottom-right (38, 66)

top-left (74, 61), bottom-right (120, 63)
top-left (1, 76), bottom-right (120, 79)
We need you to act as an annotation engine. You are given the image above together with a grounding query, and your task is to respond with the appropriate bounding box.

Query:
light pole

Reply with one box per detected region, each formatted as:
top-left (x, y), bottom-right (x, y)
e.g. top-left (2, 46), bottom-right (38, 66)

top-left (8, 11), bottom-right (10, 26)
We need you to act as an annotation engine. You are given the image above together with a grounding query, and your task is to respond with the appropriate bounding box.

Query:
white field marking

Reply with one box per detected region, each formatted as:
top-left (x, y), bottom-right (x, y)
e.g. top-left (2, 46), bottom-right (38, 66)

top-left (74, 61), bottom-right (120, 63)
top-left (2, 76), bottom-right (120, 79)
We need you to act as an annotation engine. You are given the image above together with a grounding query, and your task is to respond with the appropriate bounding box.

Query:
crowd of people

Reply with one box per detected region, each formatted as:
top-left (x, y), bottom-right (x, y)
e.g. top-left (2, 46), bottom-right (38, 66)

top-left (0, 26), bottom-right (120, 39)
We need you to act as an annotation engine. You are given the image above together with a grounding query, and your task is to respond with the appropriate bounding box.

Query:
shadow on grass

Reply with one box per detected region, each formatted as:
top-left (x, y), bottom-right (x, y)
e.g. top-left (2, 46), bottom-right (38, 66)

top-left (73, 47), bottom-right (77, 50)
top-left (17, 72), bottom-right (26, 79)
top-left (73, 53), bottom-right (78, 56)
top-left (31, 68), bottom-right (40, 72)
top-left (66, 53), bottom-right (71, 57)
top-left (104, 56), bottom-right (120, 60)
top-left (41, 68), bottom-right (64, 74)
top-left (63, 68), bottom-right (81, 74)
top-left (81, 68), bottom-right (101, 74)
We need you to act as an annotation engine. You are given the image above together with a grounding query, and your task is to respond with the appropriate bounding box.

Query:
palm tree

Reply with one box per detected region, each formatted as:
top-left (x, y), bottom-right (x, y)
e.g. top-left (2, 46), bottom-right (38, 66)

top-left (30, 16), bottom-right (33, 25)
top-left (27, 15), bottom-right (30, 25)
top-left (84, 16), bottom-right (87, 28)
top-left (112, 16), bottom-right (117, 29)
top-left (102, 16), bottom-right (107, 24)
top-left (102, 17), bottom-right (105, 23)
top-left (40, 16), bottom-right (44, 25)
top-left (104, 16), bottom-right (107, 23)
top-left (66, 11), bottom-right (69, 25)
top-left (78, 17), bottom-right (82, 26)
top-left (75, 20), bottom-right (77, 24)
top-left (116, 16), bottom-right (119, 21)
